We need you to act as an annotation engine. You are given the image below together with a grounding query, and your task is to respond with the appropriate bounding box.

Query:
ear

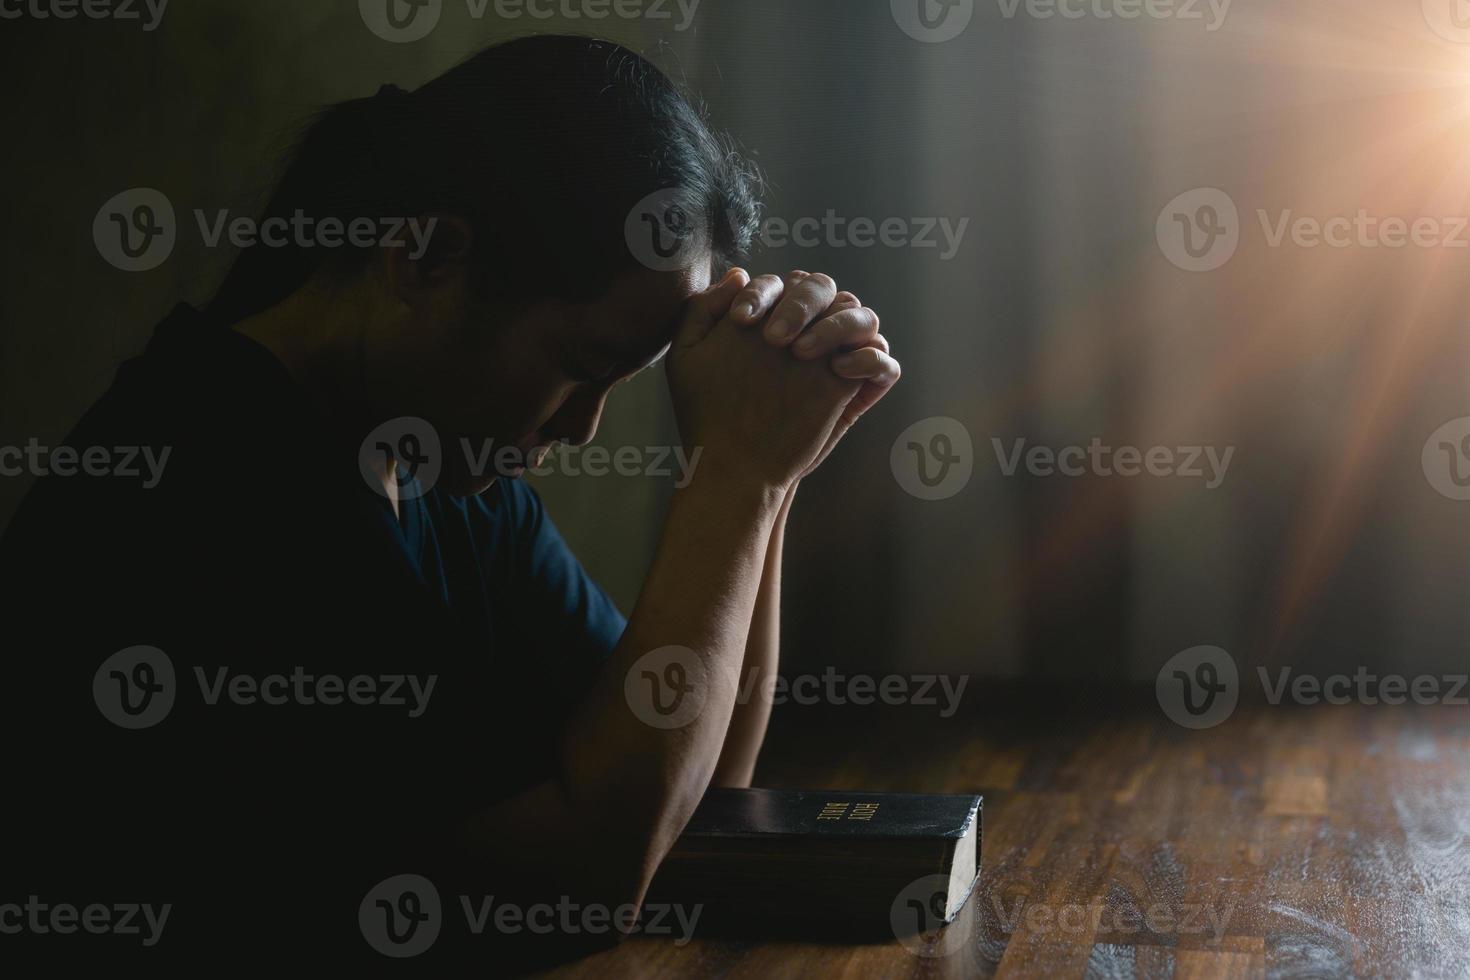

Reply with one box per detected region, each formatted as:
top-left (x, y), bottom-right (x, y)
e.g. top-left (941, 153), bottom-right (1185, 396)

top-left (382, 213), bottom-right (473, 307)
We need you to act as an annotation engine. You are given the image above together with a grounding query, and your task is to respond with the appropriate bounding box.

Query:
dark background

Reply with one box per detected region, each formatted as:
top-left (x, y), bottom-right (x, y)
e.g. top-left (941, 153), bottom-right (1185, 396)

top-left (3, 0), bottom-right (1469, 684)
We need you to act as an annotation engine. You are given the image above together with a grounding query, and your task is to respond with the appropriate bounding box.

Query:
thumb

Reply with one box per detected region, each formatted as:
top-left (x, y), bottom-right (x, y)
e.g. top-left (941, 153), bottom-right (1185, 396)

top-left (674, 268), bottom-right (749, 349)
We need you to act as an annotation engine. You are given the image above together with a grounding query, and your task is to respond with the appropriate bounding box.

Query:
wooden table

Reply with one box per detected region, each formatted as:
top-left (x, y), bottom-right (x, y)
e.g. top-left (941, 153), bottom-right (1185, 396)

top-left (538, 686), bottom-right (1470, 978)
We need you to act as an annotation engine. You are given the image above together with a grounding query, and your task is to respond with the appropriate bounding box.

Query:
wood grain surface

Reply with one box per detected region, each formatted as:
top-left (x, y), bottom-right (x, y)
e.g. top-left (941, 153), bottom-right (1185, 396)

top-left (535, 688), bottom-right (1470, 979)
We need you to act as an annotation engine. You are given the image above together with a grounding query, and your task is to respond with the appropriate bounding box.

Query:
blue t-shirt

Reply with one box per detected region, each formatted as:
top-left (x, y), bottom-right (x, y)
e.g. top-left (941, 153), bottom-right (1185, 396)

top-left (0, 302), bottom-right (627, 957)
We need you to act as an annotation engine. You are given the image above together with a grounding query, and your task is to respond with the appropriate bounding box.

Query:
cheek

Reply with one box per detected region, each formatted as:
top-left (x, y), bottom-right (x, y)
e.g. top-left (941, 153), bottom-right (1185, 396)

top-left (451, 365), bottom-right (568, 443)
top-left (421, 329), bottom-right (551, 434)
top-left (502, 375), bottom-right (574, 436)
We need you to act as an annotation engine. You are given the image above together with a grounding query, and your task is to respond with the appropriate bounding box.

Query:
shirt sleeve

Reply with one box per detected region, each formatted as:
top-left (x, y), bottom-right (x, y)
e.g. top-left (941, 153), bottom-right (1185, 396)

top-left (505, 477), bottom-right (627, 670)
top-left (448, 480), bottom-right (628, 796)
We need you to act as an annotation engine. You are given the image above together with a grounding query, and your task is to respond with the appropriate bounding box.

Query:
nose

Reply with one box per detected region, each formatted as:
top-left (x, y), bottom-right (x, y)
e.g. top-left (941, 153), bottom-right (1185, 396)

top-left (546, 387), bottom-right (607, 448)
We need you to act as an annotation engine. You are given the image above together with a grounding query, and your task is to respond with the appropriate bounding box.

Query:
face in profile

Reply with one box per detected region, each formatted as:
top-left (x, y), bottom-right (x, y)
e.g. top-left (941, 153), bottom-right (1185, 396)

top-left (367, 260), bottom-right (711, 498)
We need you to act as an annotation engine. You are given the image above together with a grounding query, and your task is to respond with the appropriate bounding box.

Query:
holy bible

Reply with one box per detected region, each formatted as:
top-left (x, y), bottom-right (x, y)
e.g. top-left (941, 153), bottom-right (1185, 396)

top-left (646, 788), bottom-right (982, 936)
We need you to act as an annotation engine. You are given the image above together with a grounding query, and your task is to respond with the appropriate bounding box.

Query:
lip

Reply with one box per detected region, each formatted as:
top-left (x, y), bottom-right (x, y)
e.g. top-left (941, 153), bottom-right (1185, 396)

top-left (500, 443), bottom-right (550, 479)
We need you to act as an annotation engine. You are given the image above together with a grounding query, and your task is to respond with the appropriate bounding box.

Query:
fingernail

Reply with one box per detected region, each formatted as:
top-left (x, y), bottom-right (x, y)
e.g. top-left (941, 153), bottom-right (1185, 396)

top-left (833, 354), bottom-right (858, 372)
top-left (794, 334), bottom-right (818, 355)
top-left (766, 318), bottom-right (792, 341)
top-left (736, 301), bottom-right (758, 321)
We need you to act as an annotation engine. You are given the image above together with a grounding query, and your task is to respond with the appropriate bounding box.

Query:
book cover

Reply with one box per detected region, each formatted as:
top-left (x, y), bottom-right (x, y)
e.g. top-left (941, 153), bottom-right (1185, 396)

top-left (647, 788), bottom-right (982, 938)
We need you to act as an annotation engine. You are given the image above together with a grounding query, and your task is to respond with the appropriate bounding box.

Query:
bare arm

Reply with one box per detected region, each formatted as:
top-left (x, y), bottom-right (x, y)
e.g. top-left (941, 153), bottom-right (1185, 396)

top-left (707, 271), bottom-right (899, 789)
top-left (456, 271), bottom-right (867, 922)
top-left (456, 270), bottom-right (901, 926)
top-left (710, 484), bottom-right (795, 788)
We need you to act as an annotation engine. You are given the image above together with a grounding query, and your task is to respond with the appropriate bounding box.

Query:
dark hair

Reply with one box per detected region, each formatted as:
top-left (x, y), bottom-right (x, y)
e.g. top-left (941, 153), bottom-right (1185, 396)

top-left (208, 35), bottom-right (762, 325)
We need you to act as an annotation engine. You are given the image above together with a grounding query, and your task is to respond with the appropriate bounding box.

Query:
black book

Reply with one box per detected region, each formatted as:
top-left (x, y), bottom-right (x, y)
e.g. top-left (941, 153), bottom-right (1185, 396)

top-left (646, 788), bottom-right (982, 938)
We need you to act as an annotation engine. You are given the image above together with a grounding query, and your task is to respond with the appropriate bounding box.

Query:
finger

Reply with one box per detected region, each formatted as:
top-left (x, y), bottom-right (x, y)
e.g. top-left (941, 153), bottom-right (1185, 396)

top-left (728, 274), bottom-right (787, 326)
top-left (840, 379), bottom-right (892, 429)
top-left (791, 307), bottom-right (880, 360)
top-left (831, 348), bottom-right (900, 430)
top-left (839, 368), bottom-right (900, 429)
top-left (830, 348), bottom-right (901, 388)
top-left (821, 289), bottom-right (889, 355)
top-left (763, 272), bottom-right (838, 346)
top-left (674, 267), bottom-right (749, 349)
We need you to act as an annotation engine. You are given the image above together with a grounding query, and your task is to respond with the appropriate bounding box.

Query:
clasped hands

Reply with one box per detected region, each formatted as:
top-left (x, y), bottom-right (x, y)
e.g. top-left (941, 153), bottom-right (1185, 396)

top-left (667, 269), bottom-right (902, 493)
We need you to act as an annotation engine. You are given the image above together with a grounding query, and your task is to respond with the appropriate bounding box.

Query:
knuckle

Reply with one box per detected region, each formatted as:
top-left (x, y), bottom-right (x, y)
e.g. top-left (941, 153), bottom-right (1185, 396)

top-left (830, 308), bottom-right (877, 337)
top-left (747, 278), bottom-right (781, 301)
top-left (799, 286), bottom-right (835, 315)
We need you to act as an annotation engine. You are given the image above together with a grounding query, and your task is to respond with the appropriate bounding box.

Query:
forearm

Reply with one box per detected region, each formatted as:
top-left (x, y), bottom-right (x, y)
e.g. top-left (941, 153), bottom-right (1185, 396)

top-left (460, 463), bottom-right (787, 913)
top-left (710, 483), bottom-right (794, 787)
top-left (449, 264), bottom-right (899, 923)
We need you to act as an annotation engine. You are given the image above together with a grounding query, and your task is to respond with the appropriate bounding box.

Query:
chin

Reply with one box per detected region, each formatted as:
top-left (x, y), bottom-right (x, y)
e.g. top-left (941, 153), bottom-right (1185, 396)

top-left (440, 473), bottom-right (501, 498)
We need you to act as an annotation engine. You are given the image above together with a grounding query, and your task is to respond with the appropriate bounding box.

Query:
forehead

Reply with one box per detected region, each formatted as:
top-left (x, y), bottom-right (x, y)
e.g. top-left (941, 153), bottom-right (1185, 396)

top-left (578, 265), bottom-right (711, 360)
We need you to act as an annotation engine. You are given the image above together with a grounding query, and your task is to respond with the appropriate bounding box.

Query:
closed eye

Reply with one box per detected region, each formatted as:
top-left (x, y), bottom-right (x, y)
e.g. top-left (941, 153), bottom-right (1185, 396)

top-left (562, 340), bottom-right (669, 386)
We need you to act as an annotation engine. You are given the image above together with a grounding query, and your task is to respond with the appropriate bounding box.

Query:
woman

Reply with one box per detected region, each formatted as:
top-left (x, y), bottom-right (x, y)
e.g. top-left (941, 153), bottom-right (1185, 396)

top-left (0, 34), bottom-right (899, 962)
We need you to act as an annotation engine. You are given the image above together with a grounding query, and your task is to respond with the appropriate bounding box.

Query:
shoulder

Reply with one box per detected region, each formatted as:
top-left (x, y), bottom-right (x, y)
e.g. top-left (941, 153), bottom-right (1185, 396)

top-left (447, 476), bottom-right (546, 527)
top-left (431, 478), bottom-right (560, 566)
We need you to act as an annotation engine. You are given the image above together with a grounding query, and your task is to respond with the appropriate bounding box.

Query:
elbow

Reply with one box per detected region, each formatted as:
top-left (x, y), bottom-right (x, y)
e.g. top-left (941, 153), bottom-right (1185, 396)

top-left (565, 788), bottom-right (684, 924)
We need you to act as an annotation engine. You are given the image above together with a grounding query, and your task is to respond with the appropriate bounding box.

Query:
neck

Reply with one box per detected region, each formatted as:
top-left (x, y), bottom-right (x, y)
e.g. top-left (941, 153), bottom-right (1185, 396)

top-left (233, 282), bottom-right (380, 422)
top-left (232, 283), bottom-right (399, 511)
